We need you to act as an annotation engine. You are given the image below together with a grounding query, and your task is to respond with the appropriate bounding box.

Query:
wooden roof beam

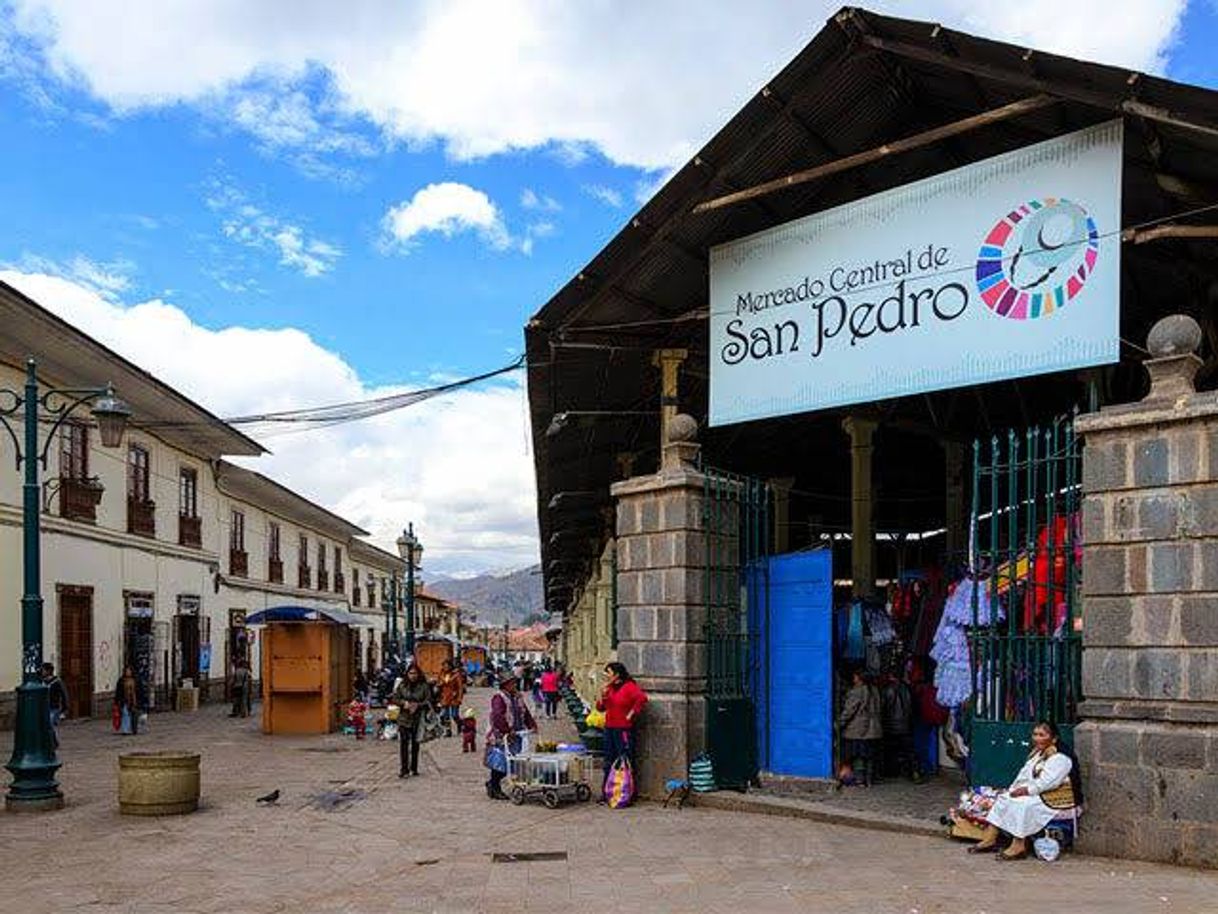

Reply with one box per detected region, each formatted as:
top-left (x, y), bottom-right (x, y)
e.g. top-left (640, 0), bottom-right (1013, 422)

top-left (855, 32), bottom-right (1218, 140)
top-left (692, 93), bottom-right (1055, 214)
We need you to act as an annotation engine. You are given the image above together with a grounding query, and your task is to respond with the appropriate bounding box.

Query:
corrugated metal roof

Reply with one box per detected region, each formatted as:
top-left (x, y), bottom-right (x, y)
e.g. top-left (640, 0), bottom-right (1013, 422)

top-left (527, 5), bottom-right (1218, 613)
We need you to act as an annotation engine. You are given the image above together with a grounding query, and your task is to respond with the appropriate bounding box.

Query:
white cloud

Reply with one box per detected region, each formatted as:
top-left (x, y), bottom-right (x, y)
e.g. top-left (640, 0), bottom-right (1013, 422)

top-left (6, 253), bottom-right (135, 299)
top-left (6, 1), bottom-right (1188, 171)
top-left (206, 178), bottom-right (342, 277)
top-left (520, 188), bottom-right (561, 212)
top-left (583, 184), bottom-right (623, 208)
top-left (0, 268), bottom-right (538, 576)
top-left (382, 181), bottom-right (512, 252)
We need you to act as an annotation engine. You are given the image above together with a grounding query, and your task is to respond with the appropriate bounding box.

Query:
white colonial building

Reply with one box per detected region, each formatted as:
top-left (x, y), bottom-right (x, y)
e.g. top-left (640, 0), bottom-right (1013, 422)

top-left (0, 279), bottom-right (404, 725)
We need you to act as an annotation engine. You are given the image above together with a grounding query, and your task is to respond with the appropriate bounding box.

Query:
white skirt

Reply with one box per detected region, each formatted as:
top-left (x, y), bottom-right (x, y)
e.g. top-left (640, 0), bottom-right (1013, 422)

top-left (985, 793), bottom-right (1058, 838)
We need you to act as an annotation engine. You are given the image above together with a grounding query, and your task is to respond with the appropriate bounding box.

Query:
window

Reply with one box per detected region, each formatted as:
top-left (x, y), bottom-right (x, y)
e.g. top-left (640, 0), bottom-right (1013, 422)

top-left (299, 534), bottom-right (308, 564)
top-left (60, 423), bottom-right (89, 480)
top-left (58, 423), bottom-right (99, 523)
top-left (366, 577), bottom-right (376, 607)
top-left (268, 522), bottom-right (283, 583)
top-left (127, 444), bottom-right (150, 502)
top-left (230, 510), bottom-right (245, 552)
top-left (178, 468), bottom-right (198, 518)
top-left (353, 568), bottom-right (361, 607)
top-left (334, 546), bottom-right (342, 573)
top-left (318, 543), bottom-right (328, 572)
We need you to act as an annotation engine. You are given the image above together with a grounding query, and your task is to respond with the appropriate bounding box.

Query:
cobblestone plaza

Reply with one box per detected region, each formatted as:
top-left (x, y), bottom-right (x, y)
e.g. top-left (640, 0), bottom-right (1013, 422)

top-left (2, 693), bottom-right (1215, 914)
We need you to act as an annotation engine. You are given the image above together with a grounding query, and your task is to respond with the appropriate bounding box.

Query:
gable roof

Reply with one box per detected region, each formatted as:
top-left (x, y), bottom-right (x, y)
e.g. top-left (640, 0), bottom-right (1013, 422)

top-left (526, 5), bottom-right (1218, 611)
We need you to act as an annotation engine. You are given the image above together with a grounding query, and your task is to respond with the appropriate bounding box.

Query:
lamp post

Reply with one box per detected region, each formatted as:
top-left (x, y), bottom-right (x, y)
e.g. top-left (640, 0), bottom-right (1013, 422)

top-left (395, 523), bottom-right (423, 659)
top-left (388, 572), bottom-right (399, 661)
top-left (2, 359), bottom-right (130, 812)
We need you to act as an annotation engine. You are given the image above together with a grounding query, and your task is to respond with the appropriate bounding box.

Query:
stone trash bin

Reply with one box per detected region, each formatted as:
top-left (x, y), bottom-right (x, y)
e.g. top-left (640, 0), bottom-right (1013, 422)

top-left (118, 751), bottom-right (201, 816)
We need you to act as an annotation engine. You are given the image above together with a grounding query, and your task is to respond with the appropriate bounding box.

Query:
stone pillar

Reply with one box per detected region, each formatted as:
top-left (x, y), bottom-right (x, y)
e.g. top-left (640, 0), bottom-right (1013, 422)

top-left (653, 349), bottom-right (688, 452)
top-left (944, 440), bottom-right (967, 560)
top-left (612, 413), bottom-right (706, 799)
top-left (769, 476), bottom-right (795, 554)
top-left (1074, 314), bottom-right (1218, 867)
top-left (842, 416), bottom-right (878, 597)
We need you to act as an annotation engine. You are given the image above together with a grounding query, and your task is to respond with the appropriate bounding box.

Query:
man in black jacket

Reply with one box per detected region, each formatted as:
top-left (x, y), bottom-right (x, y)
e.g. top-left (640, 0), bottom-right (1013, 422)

top-left (41, 662), bottom-right (70, 747)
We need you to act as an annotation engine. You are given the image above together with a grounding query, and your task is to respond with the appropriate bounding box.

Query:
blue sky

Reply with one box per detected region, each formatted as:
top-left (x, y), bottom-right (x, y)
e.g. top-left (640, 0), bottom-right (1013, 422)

top-left (0, 1), bottom-right (1213, 574)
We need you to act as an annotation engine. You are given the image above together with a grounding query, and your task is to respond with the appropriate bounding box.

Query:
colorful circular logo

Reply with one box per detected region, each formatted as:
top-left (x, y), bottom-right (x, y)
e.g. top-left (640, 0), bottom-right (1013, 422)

top-left (975, 198), bottom-right (1098, 320)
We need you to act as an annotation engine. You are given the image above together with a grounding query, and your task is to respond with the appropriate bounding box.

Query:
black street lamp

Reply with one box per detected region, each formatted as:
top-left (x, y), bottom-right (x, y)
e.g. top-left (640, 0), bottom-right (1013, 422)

top-left (395, 523), bottom-right (423, 659)
top-left (2, 359), bottom-right (130, 812)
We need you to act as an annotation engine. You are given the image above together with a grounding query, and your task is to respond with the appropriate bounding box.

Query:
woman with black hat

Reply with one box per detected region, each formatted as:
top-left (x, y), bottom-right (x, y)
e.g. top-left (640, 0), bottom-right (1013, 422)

top-left (484, 672), bottom-right (536, 800)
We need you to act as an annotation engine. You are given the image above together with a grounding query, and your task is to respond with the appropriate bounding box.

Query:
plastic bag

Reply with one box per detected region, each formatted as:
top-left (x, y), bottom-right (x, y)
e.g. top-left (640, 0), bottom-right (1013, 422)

top-left (485, 745), bottom-right (508, 774)
top-left (419, 708), bottom-right (444, 742)
top-left (585, 709), bottom-right (606, 729)
top-left (604, 756), bottom-right (635, 808)
top-left (689, 753), bottom-right (716, 793)
top-left (1033, 835), bottom-right (1061, 862)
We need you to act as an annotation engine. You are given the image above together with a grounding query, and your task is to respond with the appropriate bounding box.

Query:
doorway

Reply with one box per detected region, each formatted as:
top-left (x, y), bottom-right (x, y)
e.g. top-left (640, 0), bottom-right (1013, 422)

top-left (56, 585), bottom-right (94, 718)
top-left (225, 610), bottom-right (249, 700)
top-left (175, 614), bottom-right (200, 686)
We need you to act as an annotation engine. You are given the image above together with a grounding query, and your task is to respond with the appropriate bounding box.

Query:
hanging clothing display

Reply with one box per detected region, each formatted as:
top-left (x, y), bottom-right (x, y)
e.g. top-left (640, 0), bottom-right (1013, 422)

top-left (930, 578), bottom-right (1001, 709)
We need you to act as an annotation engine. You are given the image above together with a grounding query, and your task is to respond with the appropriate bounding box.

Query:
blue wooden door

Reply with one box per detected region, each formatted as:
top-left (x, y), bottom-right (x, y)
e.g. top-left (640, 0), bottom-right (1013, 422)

top-left (760, 550), bottom-right (834, 778)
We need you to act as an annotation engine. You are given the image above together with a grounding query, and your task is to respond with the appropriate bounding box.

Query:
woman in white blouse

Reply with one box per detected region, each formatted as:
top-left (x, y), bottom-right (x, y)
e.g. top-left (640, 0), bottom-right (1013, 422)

top-left (968, 721), bottom-right (1076, 861)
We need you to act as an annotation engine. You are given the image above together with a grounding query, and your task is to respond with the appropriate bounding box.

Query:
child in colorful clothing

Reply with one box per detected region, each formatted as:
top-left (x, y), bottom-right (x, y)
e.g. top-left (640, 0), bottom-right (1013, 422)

top-left (460, 707), bottom-right (478, 753)
top-left (346, 697), bottom-right (368, 739)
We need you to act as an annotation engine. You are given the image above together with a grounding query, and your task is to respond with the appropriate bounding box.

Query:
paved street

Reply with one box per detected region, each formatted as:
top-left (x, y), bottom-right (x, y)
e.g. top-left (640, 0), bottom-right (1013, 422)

top-left (2, 690), bottom-right (1215, 914)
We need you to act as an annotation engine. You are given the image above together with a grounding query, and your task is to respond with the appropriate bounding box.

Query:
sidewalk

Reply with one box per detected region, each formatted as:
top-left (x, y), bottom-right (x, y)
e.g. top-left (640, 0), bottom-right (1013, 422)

top-left (1, 692), bottom-right (1215, 914)
top-left (694, 772), bottom-right (962, 838)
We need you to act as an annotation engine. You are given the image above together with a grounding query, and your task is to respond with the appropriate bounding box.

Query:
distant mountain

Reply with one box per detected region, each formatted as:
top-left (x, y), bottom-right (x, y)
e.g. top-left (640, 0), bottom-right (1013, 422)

top-left (427, 564), bottom-right (544, 627)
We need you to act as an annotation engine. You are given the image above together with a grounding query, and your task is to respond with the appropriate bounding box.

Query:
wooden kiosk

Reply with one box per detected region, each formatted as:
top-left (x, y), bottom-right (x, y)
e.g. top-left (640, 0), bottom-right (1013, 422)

top-left (247, 606), bottom-right (358, 735)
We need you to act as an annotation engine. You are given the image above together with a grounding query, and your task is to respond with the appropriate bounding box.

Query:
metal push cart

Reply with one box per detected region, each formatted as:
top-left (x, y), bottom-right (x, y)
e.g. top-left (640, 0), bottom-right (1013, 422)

top-left (504, 731), bottom-right (594, 808)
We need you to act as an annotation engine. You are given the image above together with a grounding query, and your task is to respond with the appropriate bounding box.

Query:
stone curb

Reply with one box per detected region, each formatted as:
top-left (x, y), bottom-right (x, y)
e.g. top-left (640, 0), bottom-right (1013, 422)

top-left (689, 791), bottom-right (944, 838)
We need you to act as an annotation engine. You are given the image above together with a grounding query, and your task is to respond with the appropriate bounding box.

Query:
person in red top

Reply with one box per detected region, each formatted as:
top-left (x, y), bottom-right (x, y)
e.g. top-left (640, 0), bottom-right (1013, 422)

top-left (596, 662), bottom-right (648, 795)
top-left (539, 665), bottom-right (562, 720)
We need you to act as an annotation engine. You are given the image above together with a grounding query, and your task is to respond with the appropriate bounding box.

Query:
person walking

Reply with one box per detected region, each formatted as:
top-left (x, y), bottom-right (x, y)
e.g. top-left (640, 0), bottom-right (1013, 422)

top-left (839, 668), bottom-right (882, 786)
top-left (229, 659), bottom-right (252, 718)
top-left (596, 662), bottom-right (648, 796)
top-left (881, 669), bottom-right (918, 781)
top-left (113, 665), bottom-right (145, 735)
top-left (539, 665), bottom-right (562, 720)
top-left (484, 674), bottom-right (536, 800)
top-left (392, 663), bottom-right (432, 778)
top-left (438, 660), bottom-right (465, 737)
top-left (41, 662), bottom-right (69, 747)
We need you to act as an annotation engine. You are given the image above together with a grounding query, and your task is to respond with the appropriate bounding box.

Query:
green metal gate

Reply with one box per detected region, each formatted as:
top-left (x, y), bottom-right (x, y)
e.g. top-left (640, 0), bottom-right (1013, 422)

top-left (703, 467), bottom-right (770, 788)
top-left (968, 415), bottom-right (1083, 786)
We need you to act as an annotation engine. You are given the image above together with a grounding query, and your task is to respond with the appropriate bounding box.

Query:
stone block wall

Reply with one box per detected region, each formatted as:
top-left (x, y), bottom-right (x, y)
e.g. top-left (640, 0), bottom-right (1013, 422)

top-left (612, 462), bottom-right (712, 799)
top-left (1074, 330), bottom-right (1218, 868)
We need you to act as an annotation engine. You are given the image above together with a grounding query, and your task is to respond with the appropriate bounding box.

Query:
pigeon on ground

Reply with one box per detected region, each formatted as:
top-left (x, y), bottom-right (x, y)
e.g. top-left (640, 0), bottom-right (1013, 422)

top-left (256, 789), bottom-right (280, 805)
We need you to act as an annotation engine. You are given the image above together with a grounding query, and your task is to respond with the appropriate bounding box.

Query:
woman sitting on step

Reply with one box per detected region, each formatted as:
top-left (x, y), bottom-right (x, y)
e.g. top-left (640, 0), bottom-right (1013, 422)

top-left (968, 721), bottom-right (1077, 861)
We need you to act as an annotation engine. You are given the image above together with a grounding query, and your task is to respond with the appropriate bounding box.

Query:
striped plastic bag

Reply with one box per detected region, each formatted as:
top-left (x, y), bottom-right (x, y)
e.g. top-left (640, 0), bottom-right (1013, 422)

top-left (604, 756), bottom-right (635, 809)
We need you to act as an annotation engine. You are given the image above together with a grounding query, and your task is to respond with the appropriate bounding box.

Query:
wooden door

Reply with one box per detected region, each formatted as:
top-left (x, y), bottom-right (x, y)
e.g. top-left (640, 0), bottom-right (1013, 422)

top-left (58, 588), bottom-right (94, 718)
top-left (177, 614), bottom-right (200, 684)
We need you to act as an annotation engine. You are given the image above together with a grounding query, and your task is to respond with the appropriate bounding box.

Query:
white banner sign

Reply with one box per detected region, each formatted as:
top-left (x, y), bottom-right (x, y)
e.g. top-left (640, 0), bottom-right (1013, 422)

top-left (708, 121), bottom-right (1123, 426)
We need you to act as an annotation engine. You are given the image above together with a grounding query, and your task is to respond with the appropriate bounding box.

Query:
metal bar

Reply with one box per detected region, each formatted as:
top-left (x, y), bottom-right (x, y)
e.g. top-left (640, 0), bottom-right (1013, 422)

top-left (691, 94), bottom-right (1056, 213)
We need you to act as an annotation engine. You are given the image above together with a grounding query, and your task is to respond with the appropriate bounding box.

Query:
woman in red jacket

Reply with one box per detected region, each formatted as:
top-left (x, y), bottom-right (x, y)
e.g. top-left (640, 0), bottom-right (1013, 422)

top-left (596, 662), bottom-right (648, 793)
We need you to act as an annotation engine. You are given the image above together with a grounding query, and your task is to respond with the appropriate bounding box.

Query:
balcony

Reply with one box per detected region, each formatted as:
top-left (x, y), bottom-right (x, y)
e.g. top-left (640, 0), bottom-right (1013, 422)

top-left (317, 569), bottom-right (330, 591)
top-left (334, 571), bottom-right (345, 594)
top-left (229, 549), bottom-right (249, 578)
top-left (298, 565), bottom-right (312, 589)
top-left (59, 476), bottom-right (103, 524)
top-left (127, 498), bottom-right (156, 538)
top-left (268, 557), bottom-right (284, 585)
top-left (178, 514), bottom-right (202, 548)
